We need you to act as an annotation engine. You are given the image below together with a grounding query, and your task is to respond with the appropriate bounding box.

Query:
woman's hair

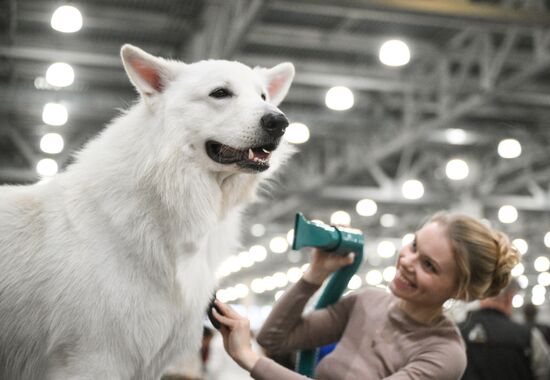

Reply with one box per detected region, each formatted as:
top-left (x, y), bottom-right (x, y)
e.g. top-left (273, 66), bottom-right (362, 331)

top-left (429, 211), bottom-right (520, 301)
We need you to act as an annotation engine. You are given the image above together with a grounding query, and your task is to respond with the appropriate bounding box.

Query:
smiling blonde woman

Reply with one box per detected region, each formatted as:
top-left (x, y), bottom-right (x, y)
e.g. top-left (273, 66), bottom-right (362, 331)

top-left (212, 211), bottom-right (520, 380)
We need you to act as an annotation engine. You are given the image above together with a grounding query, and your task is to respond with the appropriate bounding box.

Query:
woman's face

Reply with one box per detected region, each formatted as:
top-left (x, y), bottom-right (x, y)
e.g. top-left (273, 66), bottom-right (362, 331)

top-left (389, 221), bottom-right (458, 312)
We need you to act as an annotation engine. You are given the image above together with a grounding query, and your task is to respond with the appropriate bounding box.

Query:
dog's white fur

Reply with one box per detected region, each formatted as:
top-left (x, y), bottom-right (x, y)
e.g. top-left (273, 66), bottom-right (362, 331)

top-left (0, 45), bottom-right (294, 379)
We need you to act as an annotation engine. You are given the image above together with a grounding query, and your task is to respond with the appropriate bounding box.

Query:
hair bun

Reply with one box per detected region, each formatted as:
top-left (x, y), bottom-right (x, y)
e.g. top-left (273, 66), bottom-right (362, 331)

top-left (482, 231), bottom-right (520, 298)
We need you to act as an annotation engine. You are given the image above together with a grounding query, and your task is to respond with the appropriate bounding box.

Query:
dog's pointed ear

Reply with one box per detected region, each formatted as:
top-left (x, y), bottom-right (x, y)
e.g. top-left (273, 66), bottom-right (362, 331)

top-left (121, 44), bottom-right (172, 97)
top-left (256, 62), bottom-right (295, 106)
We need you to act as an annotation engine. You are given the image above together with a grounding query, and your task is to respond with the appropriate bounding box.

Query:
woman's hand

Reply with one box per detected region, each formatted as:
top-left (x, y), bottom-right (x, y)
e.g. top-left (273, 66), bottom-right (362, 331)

top-left (211, 300), bottom-right (260, 372)
top-left (303, 248), bottom-right (355, 285)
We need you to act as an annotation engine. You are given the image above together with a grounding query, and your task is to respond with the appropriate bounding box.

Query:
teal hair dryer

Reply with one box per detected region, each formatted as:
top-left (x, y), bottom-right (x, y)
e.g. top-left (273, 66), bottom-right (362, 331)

top-left (292, 212), bottom-right (364, 377)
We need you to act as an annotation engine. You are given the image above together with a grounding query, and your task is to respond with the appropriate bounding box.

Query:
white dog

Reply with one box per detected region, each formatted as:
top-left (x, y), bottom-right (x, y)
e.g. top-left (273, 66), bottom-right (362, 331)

top-left (0, 45), bottom-right (294, 379)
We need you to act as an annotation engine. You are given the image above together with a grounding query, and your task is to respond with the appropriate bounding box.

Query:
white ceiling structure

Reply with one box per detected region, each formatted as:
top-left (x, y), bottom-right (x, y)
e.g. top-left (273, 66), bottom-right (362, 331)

top-left (1, 0), bottom-right (550, 308)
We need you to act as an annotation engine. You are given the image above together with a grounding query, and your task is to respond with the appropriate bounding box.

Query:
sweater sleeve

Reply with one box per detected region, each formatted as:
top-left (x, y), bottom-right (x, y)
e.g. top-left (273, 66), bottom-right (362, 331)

top-left (256, 277), bottom-right (357, 354)
top-left (250, 357), bottom-right (313, 380)
top-left (383, 342), bottom-right (466, 380)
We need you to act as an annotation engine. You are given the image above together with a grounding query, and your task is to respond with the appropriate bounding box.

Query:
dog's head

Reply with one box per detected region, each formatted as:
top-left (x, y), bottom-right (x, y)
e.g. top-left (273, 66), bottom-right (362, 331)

top-left (121, 44), bottom-right (295, 175)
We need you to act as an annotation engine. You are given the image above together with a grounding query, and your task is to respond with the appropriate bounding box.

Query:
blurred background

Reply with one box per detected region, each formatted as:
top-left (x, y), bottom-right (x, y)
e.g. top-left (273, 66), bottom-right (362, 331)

top-left (1, 0), bottom-right (550, 326)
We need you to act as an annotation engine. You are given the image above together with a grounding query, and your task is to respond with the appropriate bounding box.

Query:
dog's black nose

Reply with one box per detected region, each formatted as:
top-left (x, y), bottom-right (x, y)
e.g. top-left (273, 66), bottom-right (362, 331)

top-left (260, 113), bottom-right (288, 138)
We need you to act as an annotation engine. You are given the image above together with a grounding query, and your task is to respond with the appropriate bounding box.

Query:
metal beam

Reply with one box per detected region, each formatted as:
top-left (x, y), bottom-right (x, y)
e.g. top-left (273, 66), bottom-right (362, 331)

top-left (272, 0), bottom-right (550, 29)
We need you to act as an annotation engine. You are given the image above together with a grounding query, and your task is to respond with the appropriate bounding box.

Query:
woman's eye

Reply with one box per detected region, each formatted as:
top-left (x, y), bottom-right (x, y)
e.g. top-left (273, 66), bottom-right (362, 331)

top-left (261, 93), bottom-right (266, 100)
top-left (209, 88), bottom-right (233, 99)
top-left (423, 260), bottom-right (436, 273)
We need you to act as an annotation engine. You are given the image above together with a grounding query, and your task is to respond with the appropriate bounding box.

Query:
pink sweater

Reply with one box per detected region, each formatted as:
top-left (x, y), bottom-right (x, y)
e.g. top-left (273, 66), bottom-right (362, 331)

top-left (252, 279), bottom-right (466, 380)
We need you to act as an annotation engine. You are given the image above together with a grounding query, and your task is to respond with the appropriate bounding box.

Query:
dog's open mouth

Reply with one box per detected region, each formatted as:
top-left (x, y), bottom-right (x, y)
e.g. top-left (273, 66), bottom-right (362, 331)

top-left (205, 140), bottom-right (278, 172)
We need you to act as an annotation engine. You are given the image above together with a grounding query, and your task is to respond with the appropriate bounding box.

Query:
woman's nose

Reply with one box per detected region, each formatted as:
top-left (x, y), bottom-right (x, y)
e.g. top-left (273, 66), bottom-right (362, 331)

top-left (399, 248), bottom-right (415, 269)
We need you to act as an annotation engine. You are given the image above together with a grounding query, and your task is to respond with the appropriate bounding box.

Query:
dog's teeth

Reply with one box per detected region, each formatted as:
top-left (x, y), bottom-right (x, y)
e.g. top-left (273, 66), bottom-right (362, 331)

top-left (248, 149), bottom-right (254, 160)
top-left (262, 148), bottom-right (270, 154)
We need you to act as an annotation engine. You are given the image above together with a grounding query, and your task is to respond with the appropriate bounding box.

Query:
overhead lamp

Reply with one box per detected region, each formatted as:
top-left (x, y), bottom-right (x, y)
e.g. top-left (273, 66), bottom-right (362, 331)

top-left (250, 223), bottom-right (266, 237)
top-left (356, 198), bottom-right (377, 216)
top-left (347, 274), bottom-right (362, 290)
top-left (365, 270), bottom-right (383, 286)
top-left (511, 263), bottom-right (524, 277)
top-left (445, 128), bottom-right (467, 145)
top-left (377, 240), bottom-right (396, 258)
top-left (36, 158), bottom-right (58, 176)
top-left (402, 179), bottom-right (424, 200)
top-left (285, 122), bottom-right (310, 144)
top-left (379, 39), bottom-right (410, 67)
top-left (325, 86), bottom-right (354, 111)
top-left (512, 294), bottom-right (524, 308)
top-left (380, 213), bottom-right (397, 228)
top-left (42, 103), bottom-right (68, 126)
top-left (382, 266), bottom-right (396, 282)
top-left (544, 231), bottom-right (550, 248)
top-left (51, 5), bottom-right (83, 33)
top-left (269, 236), bottom-right (288, 253)
top-left (512, 238), bottom-right (528, 255)
top-left (401, 233), bottom-right (414, 247)
top-left (46, 62), bottom-right (74, 87)
top-left (445, 158), bottom-right (469, 181)
top-left (497, 205), bottom-right (518, 224)
top-left (330, 210), bottom-right (351, 226)
top-left (497, 138), bottom-right (521, 159)
top-left (40, 133), bottom-right (64, 154)
top-left (534, 256), bottom-right (550, 272)
top-left (249, 245), bottom-right (267, 262)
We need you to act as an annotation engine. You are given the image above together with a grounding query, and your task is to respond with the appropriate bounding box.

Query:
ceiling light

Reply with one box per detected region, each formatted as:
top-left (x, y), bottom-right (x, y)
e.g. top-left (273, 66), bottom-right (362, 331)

top-left (497, 138), bottom-right (521, 159)
top-left (249, 245), bottom-right (267, 262)
top-left (401, 233), bottom-right (414, 247)
top-left (40, 133), bottom-right (64, 154)
top-left (498, 205), bottom-right (518, 224)
top-left (330, 210), bottom-right (351, 226)
top-left (512, 294), bottom-right (524, 308)
top-left (286, 229), bottom-right (294, 245)
top-left (356, 198), bottom-right (377, 216)
top-left (534, 256), bottom-right (550, 272)
top-left (325, 86), bottom-right (354, 111)
top-left (238, 250), bottom-right (254, 268)
top-left (269, 236), bottom-right (288, 253)
top-left (36, 158), bottom-right (58, 176)
top-left (287, 267), bottom-right (302, 283)
top-left (511, 263), bottom-right (524, 277)
top-left (379, 39), bottom-right (411, 67)
top-left (347, 274), bottom-right (362, 289)
top-left (518, 275), bottom-right (529, 289)
top-left (380, 213), bottom-right (397, 228)
top-left (365, 270), bottom-right (383, 285)
top-left (445, 128), bottom-right (467, 145)
top-left (402, 179), bottom-right (424, 200)
top-left (272, 272), bottom-right (288, 288)
top-left (42, 103), bottom-right (68, 126)
top-left (445, 158), bottom-right (469, 180)
top-left (46, 62), bottom-right (74, 87)
top-left (382, 266), bottom-right (396, 282)
top-left (377, 240), bottom-right (396, 258)
top-left (538, 272), bottom-right (550, 286)
top-left (544, 231), bottom-right (550, 248)
top-left (51, 5), bottom-right (83, 33)
top-left (512, 238), bottom-right (528, 255)
top-left (250, 224), bottom-right (266, 237)
top-left (285, 122), bottom-right (310, 144)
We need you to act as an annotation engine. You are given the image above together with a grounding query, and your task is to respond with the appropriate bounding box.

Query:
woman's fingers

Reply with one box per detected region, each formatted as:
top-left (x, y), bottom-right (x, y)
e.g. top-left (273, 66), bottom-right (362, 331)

top-left (214, 299), bottom-right (242, 319)
top-left (212, 307), bottom-right (237, 327)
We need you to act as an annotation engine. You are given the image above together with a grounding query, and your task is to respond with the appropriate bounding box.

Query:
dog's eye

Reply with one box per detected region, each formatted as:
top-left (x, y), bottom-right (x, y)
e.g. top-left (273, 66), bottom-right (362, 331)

top-left (261, 93), bottom-right (266, 101)
top-left (209, 88), bottom-right (233, 99)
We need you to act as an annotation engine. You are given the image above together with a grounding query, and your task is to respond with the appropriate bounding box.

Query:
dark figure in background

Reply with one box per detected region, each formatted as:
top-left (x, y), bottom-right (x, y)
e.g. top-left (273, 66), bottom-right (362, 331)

top-left (459, 281), bottom-right (550, 380)
top-left (524, 302), bottom-right (550, 346)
